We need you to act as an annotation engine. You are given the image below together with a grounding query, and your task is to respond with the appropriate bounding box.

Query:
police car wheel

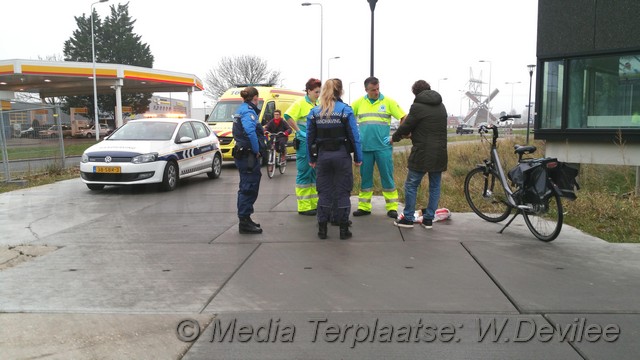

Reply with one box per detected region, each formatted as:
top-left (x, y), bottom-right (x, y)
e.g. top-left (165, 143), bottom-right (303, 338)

top-left (161, 161), bottom-right (179, 191)
top-left (207, 153), bottom-right (222, 179)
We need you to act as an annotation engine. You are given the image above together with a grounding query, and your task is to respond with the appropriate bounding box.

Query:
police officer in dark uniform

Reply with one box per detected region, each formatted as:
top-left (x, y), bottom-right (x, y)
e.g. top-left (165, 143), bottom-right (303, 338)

top-left (233, 86), bottom-right (266, 234)
top-left (307, 79), bottom-right (363, 240)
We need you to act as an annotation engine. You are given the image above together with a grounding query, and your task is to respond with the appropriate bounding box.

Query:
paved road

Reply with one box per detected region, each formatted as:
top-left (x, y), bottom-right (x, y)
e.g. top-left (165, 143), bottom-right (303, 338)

top-left (0, 163), bottom-right (639, 359)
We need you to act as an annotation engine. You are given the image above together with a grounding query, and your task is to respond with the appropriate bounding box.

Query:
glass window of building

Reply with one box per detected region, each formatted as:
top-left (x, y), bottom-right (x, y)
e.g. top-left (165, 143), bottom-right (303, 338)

top-left (541, 61), bottom-right (564, 129)
top-left (566, 54), bottom-right (640, 129)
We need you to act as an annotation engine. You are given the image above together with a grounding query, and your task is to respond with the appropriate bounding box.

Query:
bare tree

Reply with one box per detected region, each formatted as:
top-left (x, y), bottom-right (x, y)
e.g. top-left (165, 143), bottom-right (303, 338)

top-left (204, 55), bottom-right (282, 100)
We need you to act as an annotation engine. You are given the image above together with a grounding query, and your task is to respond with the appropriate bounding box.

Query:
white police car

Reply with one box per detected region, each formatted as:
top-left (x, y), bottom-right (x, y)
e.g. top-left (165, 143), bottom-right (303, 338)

top-left (80, 118), bottom-right (222, 191)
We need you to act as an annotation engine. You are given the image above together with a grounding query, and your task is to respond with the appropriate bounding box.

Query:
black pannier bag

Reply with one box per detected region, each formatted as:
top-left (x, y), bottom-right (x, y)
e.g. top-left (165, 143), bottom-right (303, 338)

top-left (507, 163), bottom-right (527, 188)
top-left (508, 162), bottom-right (548, 204)
top-left (549, 162), bottom-right (580, 200)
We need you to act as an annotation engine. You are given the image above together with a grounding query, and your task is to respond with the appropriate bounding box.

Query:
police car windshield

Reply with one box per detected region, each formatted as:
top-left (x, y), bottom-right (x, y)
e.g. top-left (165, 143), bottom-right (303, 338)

top-left (208, 100), bottom-right (264, 123)
top-left (108, 121), bottom-right (178, 141)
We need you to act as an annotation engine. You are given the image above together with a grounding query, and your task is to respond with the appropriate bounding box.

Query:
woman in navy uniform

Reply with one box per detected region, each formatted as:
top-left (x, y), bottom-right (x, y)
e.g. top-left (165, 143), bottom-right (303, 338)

top-left (233, 86), bottom-right (266, 234)
top-left (307, 79), bottom-right (363, 239)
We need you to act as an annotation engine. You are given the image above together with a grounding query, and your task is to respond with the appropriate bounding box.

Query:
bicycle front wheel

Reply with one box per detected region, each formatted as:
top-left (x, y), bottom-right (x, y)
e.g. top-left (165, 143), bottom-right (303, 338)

top-left (279, 153), bottom-right (286, 174)
top-left (464, 167), bottom-right (512, 222)
top-left (522, 192), bottom-right (563, 242)
top-left (267, 150), bottom-right (276, 178)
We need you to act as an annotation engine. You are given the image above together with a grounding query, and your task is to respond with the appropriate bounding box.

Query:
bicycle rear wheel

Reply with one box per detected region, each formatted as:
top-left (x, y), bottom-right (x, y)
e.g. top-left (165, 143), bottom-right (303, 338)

top-left (464, 167), bottom-right (512, 222)
top-left (267, 149), bottom-right (276, 178)
top-left (522, 192), bottom-right (563, 242)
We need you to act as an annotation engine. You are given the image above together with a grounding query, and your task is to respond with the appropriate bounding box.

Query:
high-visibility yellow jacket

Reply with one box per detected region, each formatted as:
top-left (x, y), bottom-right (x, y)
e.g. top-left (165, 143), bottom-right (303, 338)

top-left (284, 95), bottom-right (318, 140)
top-left (351, 94), bottom-right (406, 151)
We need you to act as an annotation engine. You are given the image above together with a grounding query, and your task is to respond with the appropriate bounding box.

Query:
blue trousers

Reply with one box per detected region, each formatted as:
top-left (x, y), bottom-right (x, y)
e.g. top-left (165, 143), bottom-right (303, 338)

top-left (295, 139), bottom-right (316, 185)
top-left (235, 154), bottom-right (262, 218)
top-left (358, 147), bottom-right (398, 212)
top-left (403, 169), bottom-right (442, 221)
top-left (316, 148), bottom-right (352, 223)
top-left (359, 147), bottom-right (395, 190)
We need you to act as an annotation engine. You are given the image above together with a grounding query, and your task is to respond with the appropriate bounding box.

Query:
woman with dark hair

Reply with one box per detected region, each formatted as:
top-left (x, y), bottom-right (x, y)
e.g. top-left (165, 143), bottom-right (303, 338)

top-left (284, 78), bottom-right (322, 216)
top-left (307, 79), bottom-right (363, 239)
top-left (232, 86), bottom-right (266, 234)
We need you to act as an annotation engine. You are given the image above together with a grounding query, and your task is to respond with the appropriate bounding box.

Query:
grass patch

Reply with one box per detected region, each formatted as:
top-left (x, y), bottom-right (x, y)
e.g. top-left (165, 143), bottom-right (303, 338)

top-left (3, 141), bottom-right (95, 161)
top-left (562, 164), bottom-right (638, 243)
top-left (354, 135), bottom-right (639, 243)
top-left (447, 134), bottom-right (479, 142)
top-left (391, 138), bottom-right (412, 147)
top-left (0, 167), bottom-right (80, 194)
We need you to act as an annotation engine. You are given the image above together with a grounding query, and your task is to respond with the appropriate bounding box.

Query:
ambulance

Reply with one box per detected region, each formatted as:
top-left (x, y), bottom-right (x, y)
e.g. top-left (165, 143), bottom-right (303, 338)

top-left (206, 85), bottom-right (305, 161)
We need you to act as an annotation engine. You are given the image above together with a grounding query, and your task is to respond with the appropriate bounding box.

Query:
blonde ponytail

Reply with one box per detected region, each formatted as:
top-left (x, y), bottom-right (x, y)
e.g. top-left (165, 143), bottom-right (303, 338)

top-left (318, 79), bottom-right (343, 118)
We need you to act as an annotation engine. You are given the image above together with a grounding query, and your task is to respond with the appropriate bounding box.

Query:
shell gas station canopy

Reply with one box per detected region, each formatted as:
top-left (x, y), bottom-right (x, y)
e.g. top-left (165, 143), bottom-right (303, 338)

top-left (0, 59), bottom-right (203, 126)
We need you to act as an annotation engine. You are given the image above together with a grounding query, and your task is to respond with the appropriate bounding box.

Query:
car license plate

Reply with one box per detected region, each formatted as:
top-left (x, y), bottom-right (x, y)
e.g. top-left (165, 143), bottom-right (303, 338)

top-left (94, 166), bottom-right (121, 174)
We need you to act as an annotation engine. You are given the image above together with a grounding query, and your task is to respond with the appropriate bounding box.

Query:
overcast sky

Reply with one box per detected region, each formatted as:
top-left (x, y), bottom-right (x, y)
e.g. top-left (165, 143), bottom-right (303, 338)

top-left (1, 0), bottom-right (539, 117)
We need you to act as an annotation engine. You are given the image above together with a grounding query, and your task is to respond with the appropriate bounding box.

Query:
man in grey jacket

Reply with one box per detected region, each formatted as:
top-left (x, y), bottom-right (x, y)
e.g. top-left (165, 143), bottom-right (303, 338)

top-left (390, 80), bottom-right (448, 229)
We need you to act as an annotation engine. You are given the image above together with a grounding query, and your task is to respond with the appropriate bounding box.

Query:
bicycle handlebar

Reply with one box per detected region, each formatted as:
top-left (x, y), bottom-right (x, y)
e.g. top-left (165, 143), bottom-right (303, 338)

top-left (478, 124), bottom-right (492, 134)
top-left (478, 124), bottom-right (500, 146)
top-left (479, 114), bottom-right (522, 145)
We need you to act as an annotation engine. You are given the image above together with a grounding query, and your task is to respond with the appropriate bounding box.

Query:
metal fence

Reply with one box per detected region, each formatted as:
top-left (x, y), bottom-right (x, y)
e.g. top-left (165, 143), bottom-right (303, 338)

top-left (0, 104), bottom-right (81, 182)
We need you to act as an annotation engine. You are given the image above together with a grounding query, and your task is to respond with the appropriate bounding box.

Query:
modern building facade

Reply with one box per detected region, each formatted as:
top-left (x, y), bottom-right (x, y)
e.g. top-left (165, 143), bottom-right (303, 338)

top-left (536, 0), bottom-right (640, 166)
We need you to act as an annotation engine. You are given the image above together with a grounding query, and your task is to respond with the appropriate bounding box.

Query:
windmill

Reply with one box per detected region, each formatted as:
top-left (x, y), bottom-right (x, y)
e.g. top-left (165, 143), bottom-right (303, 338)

top-left (462, 89), bottom-right (499, 126)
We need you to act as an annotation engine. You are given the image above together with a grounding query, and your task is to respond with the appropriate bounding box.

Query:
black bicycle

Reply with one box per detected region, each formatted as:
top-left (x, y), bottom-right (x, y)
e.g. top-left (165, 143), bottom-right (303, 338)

top-left (463, 114), bottom-right (579, 242)
top-left (265, 131), bottom-right (287, 178)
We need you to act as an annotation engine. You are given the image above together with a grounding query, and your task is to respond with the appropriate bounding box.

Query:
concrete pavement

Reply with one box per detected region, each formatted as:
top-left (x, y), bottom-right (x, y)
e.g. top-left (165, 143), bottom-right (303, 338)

top-left (0, 161), bottom-right (639, 359)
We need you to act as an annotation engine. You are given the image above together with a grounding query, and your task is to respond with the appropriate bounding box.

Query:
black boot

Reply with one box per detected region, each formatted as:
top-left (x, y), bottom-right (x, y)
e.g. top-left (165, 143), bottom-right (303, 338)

top-left (339, 222), bottom-right (352, 240)
top-left (248, 217), bottom-right (260, 227)
top-left (239, 217), bottom-right (263, 234)
top-left (318, 222), bottom-right (328, 239)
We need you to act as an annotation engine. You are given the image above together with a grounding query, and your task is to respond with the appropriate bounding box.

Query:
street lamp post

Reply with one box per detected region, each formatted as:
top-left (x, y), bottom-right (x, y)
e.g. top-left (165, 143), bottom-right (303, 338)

top-left (479, 60), bottom-right (492, 111)
top-left (203, 100), bottom-right (207, 121)
top-left (91, 0), bottom-right (108, 142)
top-left (437, 77), bottom-right (448, 92)
top-left (526, 64), bottom-right (536, 144)
top-left (302, 3), bottom-right (323, 81)
top-left (505, 81), bottom-right (521, 114)
top-left (367, 0), bottom-right (378, 76)
top-left (327, 56), bottom-right (340, 78)
top-left (348, 81), bottom-right (357, 104)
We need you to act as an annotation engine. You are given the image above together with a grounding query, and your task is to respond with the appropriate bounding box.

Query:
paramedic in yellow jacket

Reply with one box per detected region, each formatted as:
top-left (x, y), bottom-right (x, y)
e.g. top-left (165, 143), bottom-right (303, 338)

top-left (284, 78), bottom-right (322, 216)
top-left (351, 76), bottom-right (407, 219)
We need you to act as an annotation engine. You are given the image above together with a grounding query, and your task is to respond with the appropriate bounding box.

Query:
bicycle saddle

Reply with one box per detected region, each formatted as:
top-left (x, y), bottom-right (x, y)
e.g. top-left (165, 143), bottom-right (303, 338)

top-left (513, 145), bottom-right (537, 155)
